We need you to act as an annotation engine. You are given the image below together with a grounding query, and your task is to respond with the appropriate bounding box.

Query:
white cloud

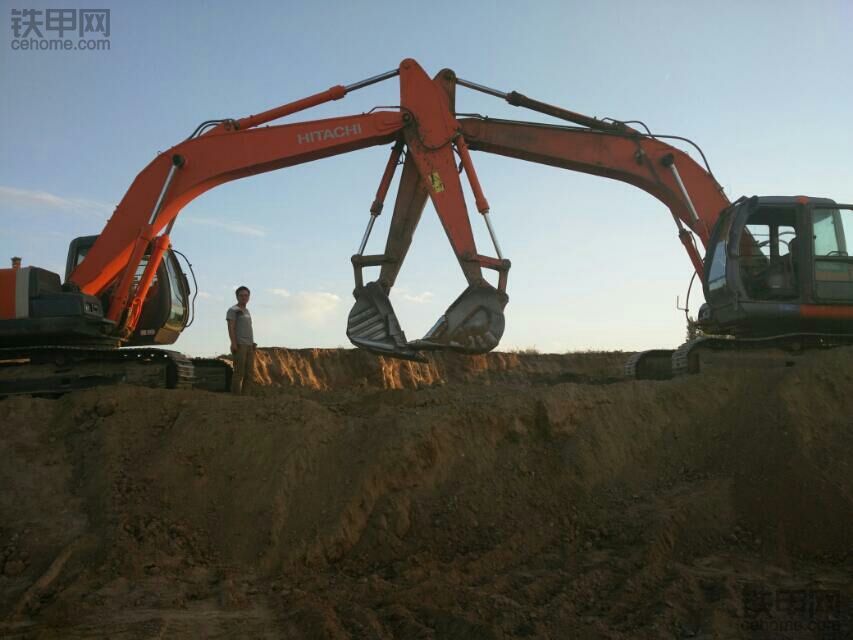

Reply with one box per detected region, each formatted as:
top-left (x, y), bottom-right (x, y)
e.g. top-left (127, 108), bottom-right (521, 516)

top-left (196, 291), bottom-right (224, 302)
top-left (0, 185), bottom-right (111, 218)
top-left (182, 215), bottom-right (267, 237)
top-left (291, 291), bottom-right (341, 322)
top-left (401, 291), bottom-right (434, 304)
top-left (261, 290), bottom-right (342, 323)
top-left (392, 286), bottom-right (435, 304)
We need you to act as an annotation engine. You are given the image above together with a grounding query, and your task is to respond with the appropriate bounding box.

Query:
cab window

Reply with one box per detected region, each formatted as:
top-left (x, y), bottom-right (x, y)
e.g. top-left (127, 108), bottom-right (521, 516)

top-left (163, 255), bottom-right (187, 327)
top-left (812, 207), bottom-right (853, 301)
top-left (737, 207), bottom-right (799, 300)
top-left (706, 209), bottom-right (734, 293)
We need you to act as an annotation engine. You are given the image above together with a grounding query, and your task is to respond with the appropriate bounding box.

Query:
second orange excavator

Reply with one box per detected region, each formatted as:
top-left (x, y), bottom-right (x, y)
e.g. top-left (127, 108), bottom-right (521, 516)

top-left (432, 70), bottom-right (853, 377)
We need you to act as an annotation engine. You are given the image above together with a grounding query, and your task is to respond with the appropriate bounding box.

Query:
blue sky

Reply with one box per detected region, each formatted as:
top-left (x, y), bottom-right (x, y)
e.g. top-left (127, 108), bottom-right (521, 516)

top-left (2, 0), bottom-right (851, 356)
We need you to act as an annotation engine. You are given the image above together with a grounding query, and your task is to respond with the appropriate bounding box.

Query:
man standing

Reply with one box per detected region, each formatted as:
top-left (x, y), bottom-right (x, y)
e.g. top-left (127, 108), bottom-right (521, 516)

top-left (226, 286), bottom-right (255, 394)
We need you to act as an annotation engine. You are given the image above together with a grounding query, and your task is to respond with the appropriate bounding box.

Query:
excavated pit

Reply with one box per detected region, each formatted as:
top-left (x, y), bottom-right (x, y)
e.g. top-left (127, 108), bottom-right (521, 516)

top-left (1, 347), bottom-right (851, 639)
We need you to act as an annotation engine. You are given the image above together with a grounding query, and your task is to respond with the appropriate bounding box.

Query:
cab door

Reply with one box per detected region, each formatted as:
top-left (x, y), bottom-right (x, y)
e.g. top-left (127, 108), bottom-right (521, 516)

top-left (809, 204), bottom-right (853, 304)
top-left (66, 236), bottom-right (192, 346)
top-left (130, 250), bottom-right (191, 346)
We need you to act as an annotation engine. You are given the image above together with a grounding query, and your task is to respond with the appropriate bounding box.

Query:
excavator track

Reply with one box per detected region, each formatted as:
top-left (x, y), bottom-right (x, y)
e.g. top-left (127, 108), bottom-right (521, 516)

top-left (190, 357), bottom-right (233, 393)
top-left (624, 350), bottom-right (676, 380)
top-left (624, 333), bottom-right (853, 380)
top-left (0, 346), bottom-right (231, 398)
top-left (671, 333), bottom-right (853, 377)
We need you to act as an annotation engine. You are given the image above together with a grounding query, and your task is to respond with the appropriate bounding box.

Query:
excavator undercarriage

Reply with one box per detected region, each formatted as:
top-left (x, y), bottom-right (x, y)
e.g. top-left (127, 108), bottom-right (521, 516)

top-left (626, 333), bottom-right (853, 380)
top-left (0, 346), bottom-right (230, 398)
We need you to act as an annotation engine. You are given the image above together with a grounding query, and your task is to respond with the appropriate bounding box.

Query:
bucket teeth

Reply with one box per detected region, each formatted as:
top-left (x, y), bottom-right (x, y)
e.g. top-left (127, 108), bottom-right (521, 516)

top-left (346, 282), bottom-right (427, 362)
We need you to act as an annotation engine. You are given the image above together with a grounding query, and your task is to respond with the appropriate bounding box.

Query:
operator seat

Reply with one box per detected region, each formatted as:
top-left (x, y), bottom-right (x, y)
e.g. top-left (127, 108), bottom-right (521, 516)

top-left (766, 236), bottom-right (798, 298)
top-left (788, 236), bottom-right (799, 278)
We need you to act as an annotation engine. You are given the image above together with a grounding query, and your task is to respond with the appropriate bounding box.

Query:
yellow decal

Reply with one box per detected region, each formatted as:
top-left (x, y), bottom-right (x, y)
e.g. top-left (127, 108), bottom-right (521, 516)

top-left (430, 171), bottom-right (445, 193)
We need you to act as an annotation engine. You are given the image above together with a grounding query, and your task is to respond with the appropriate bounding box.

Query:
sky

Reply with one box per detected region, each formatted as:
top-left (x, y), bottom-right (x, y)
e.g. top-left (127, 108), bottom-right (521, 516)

top-left (1, 0), bottom-right (851, 357)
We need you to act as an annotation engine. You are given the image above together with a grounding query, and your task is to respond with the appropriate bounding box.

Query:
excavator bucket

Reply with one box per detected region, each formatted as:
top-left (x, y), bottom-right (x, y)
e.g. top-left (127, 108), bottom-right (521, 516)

top-left (409, 285), bottom-right (507, 354)
top-left (346, 281), bottom-right (427, 362)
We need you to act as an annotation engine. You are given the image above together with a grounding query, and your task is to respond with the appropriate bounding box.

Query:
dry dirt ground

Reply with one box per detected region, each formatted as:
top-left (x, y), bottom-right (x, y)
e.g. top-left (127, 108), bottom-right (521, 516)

top-left (1, 347), bottom-right (851, 639)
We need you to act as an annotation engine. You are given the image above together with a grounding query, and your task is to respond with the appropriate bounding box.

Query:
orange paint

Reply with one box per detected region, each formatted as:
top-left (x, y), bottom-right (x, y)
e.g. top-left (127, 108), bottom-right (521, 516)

top-left (800, 305), bottom-right (853, 319)
top-left (71, 110), bottom-right (406, 297)
top-left (0, 270), bottom-right (16, 319)
top-left (456, 118), bottom-right (730, 251)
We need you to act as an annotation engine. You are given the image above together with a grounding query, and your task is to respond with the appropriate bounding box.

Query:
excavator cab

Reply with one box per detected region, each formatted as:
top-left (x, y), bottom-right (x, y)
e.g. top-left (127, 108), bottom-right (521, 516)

top-left (0, 235), bottom-right (191, 349)
top-left (65, 235), bottom-right (192, 346)
top-left (701, 196), bottom-right (853, 336)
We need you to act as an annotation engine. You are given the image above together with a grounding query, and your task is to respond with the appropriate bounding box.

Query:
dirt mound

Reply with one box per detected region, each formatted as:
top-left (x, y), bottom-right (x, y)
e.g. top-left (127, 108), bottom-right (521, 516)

top-left (252, 348), bottom-right (628, 390)
top-left (1, 348), bottom-right (851, 638)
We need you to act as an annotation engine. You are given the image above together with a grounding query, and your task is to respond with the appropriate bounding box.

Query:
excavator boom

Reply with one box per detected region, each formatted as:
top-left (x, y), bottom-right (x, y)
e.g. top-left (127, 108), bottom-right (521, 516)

top-left (434, 70), bottom-right (730, 278)
top-left (457, 117), bottom-right (731, 262)
top-left (70, 111), bottom-right (405, 296)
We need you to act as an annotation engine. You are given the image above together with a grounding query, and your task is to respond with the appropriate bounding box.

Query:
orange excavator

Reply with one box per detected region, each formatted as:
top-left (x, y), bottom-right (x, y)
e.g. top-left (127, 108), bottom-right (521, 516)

top-left (430, 70), bottom-right (853, 376)
top-left (2, 60), bottom-right (852, 395)
top-left (0, 59), bottom-right (508, 395)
